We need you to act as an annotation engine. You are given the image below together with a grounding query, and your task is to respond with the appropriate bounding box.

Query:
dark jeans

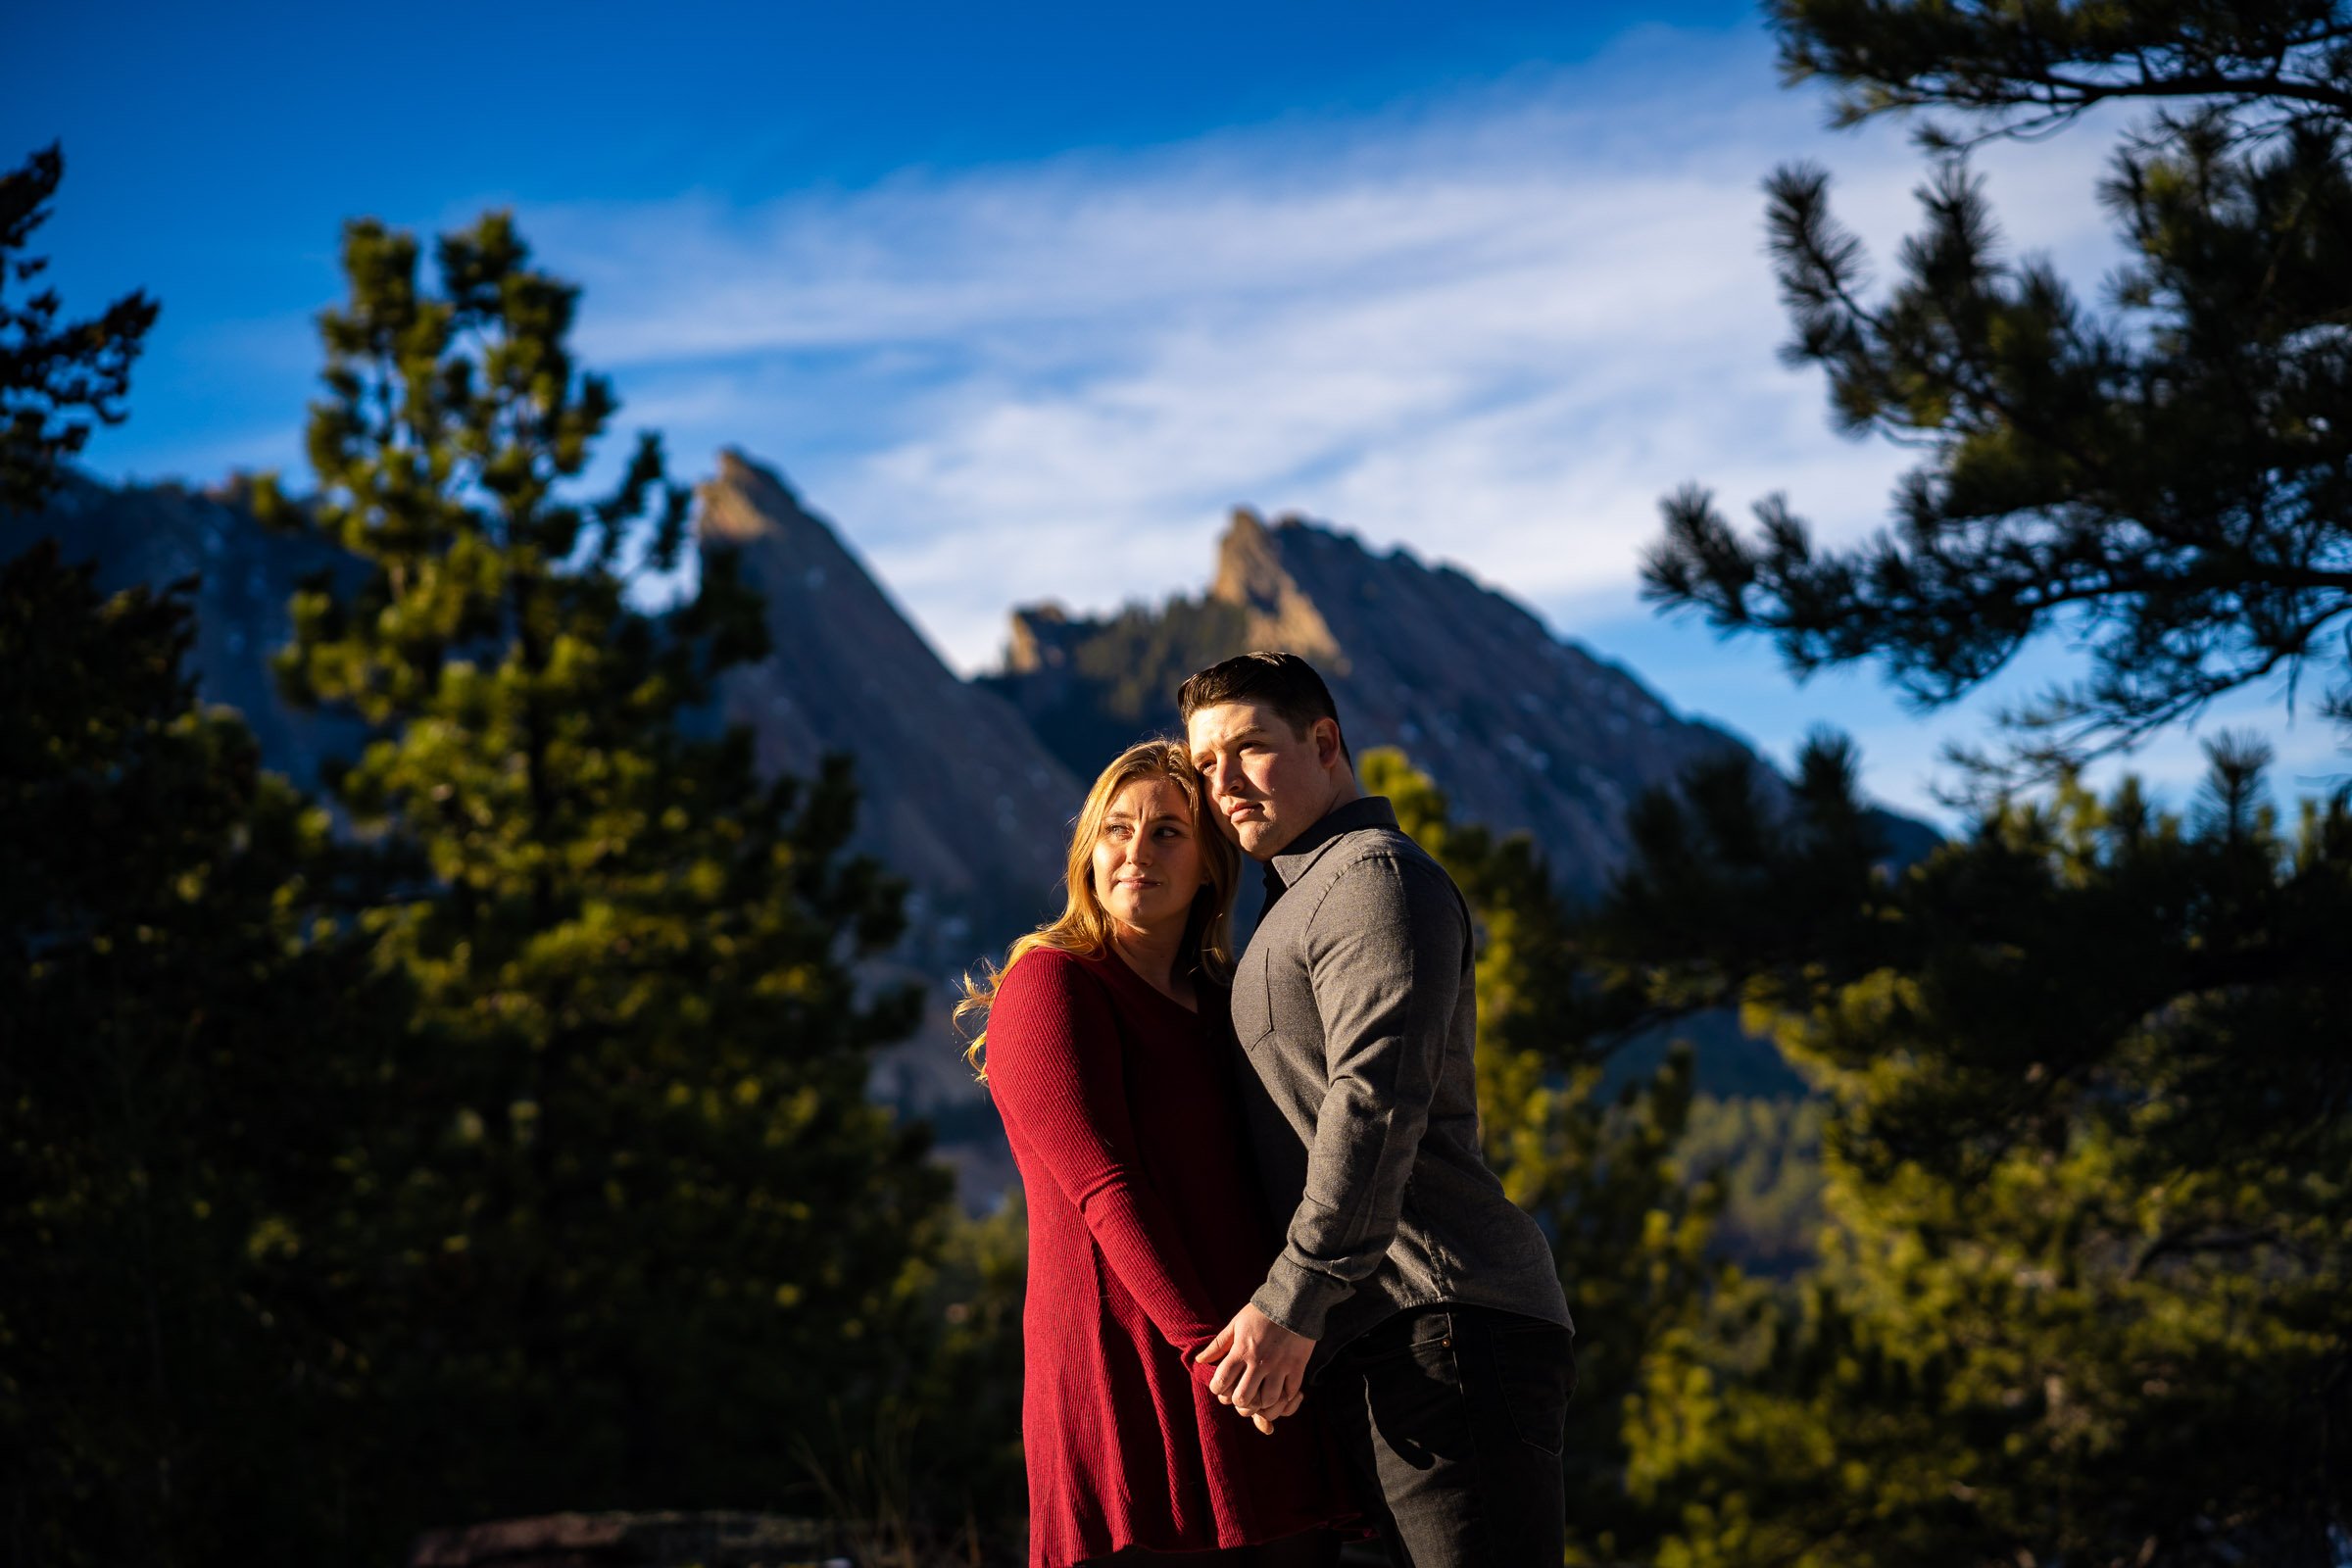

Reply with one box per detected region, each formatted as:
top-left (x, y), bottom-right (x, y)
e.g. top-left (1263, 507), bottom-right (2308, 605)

top-left (1317, 1304), bottom-right (1575, 1568)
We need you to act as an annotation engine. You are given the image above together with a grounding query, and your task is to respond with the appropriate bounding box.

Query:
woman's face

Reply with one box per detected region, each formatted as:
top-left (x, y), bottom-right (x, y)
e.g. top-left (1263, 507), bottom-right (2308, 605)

top-left (1091, 774), bottom-right (1207, 940)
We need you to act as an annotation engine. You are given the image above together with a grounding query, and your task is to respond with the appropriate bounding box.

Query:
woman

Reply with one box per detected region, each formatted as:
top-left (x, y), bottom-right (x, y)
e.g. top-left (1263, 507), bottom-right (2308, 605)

top-left (958, 740), bottom-right (1355, 1568)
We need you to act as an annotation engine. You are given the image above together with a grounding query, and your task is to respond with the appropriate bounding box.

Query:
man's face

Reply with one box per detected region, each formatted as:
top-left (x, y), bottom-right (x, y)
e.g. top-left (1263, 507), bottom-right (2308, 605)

top-left (1185, 699), bottom-right (1341, 861)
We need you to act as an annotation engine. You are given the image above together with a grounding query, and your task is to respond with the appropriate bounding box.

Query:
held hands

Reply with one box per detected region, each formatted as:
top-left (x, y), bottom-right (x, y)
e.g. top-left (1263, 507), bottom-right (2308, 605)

top-left (1196, 1302), bottom-right (1315, 1434)
top-left (1241, 1389), bottom-right (1304, 1435)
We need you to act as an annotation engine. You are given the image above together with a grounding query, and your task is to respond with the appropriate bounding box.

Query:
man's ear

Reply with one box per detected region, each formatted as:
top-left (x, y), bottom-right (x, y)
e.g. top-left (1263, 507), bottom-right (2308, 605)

top-left (1314, 716), bottom-right (1344, 769)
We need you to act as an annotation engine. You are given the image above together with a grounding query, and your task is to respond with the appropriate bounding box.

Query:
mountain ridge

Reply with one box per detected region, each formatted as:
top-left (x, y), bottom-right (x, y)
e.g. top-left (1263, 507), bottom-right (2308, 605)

top-left (7, 461), bottom-right (1934, 1190)
top-left (982, 506), bottom-right (1938, 901)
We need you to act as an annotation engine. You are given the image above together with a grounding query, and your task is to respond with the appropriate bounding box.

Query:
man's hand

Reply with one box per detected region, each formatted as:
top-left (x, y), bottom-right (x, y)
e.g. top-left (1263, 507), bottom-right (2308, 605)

top-left (1196, 1302), bottom-right (1315, 1419)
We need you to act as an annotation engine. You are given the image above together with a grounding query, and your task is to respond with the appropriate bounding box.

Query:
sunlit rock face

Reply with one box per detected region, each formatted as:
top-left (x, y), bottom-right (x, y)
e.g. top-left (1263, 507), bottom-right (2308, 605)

top-left (986, 507), bottom-right (1880, 902)
top-left (697, 450), bottom-right (1079, 967)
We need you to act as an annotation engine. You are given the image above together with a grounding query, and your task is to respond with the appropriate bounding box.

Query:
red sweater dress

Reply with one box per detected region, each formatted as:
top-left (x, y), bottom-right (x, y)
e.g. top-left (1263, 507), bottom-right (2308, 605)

top-left (986, 947), bottom-right (1356, 1567)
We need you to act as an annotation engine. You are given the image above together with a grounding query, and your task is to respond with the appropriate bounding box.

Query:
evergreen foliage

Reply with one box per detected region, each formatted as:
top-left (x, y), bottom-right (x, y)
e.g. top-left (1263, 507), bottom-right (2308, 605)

top-left (1626, 16), bottom-right (2352, 1543)
top-left (0, 144), bottom-right (156, 514)
top-left (1676, 1096), bottom-right (1825, 1279)
top-left (1609, 734), bottom-right (2352, 1566)
top-left (1642, 2), bottom-right (2352, 782)
top-left (1, 542), bottom-right (404, 1565)
top-left (900, 1190), bottom-right (1033, 1548)
top-left (1, 140), bottom-right (375, 1564)
top-left (246, 213), bottom-right (953, 1528)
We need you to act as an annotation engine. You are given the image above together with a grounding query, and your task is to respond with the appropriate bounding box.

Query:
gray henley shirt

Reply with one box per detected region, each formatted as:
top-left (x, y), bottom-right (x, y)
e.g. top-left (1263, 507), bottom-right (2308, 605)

top-left (1230, 795), bottom-right (1572, 1365)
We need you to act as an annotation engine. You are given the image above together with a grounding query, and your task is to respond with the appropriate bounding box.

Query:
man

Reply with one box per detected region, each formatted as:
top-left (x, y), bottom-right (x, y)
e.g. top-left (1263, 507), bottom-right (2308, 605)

top-left (1182, 651), bottom-right (1575, 1567)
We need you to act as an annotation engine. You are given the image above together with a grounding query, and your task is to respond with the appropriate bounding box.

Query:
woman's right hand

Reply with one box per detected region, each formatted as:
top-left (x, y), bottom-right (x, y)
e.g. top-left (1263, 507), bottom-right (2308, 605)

top-left (1243, 1389), bottom-right (1305, 1435)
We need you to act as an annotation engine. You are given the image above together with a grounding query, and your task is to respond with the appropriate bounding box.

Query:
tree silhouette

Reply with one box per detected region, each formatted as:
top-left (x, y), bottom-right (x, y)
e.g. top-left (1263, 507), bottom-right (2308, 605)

top-left (0, 144), bottom-right (155, 514)
top-left (1644, 3), bottom-right (2352, 784)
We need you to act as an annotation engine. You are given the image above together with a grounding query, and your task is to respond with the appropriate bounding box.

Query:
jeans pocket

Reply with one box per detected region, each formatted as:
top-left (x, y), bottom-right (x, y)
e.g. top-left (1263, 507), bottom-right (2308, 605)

top-left (1494, 1323), bottom-right (1573, 1457)
top-left (1367, 1326), bottom-right (1477, 1472)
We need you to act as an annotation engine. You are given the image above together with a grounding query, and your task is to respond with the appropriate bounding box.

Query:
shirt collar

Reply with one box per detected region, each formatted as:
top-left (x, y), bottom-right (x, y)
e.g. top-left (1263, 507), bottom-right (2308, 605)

top-left (1264, 795), bottom-right (1399, 891)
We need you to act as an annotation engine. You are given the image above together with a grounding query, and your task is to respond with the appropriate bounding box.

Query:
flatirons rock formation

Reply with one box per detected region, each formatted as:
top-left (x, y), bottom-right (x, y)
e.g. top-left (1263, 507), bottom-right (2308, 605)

top-left (696, 453), bottom-right (1088, 1181)
top-left (984, 509), bottom-right (1935, 901)
top-left (11, 464), bottom-right (1927, 1188)
top-left (697, 451), bottom-right (1079, 965)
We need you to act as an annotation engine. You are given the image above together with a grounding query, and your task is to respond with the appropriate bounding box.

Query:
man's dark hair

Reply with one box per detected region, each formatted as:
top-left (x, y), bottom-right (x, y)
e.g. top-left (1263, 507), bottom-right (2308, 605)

top-left (1177, 651), bottom-right (1350, 761)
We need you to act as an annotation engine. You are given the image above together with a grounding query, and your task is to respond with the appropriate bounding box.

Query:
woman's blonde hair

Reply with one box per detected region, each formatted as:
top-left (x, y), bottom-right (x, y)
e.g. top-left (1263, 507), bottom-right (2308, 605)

top-left (956, 737), bottom-right (1239, 1079)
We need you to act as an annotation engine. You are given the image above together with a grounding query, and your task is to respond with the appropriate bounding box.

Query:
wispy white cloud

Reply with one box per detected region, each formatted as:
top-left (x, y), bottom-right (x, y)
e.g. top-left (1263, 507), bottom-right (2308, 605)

top-left (519, 24), bottom-right (2342, 819)
top-left (544, 27), bottom-right (2116, 631)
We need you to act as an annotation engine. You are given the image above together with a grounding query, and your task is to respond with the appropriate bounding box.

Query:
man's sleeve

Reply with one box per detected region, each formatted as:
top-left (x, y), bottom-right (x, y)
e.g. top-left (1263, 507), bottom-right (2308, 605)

top-left (1251, 851), bottom-right (1465, 1340)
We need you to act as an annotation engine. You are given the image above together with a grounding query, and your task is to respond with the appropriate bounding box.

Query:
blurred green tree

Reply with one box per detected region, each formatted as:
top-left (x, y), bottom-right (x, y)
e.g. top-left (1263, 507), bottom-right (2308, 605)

top-left (1361, 748), bottom-right (1723, 1566)
top-left (1609, 734), bottom-right (2351, 1566)
top-left (1675, 1095), bottom-right (1825, 1279)
top-left (1642, 2), bottom-right (2352, 786)
top-left (249, 213), bottom-right (952, 1530)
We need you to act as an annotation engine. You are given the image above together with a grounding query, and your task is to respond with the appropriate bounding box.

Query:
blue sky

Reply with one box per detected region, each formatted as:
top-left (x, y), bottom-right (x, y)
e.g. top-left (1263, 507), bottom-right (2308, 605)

top-left (14, 1), bottom-right (2343, 823)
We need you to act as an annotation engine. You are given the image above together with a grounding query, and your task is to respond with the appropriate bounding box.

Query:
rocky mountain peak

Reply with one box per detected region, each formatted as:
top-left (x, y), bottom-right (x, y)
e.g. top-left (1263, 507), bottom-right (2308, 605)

top-left (696, 452), bottom-right (1079, 960)
top-left (1004, 602), bottom-right (1079, 675)
top-left (985, 512), bottom-right (1934, 901)
top-left (1207, 509), bottom-right (1342, 665)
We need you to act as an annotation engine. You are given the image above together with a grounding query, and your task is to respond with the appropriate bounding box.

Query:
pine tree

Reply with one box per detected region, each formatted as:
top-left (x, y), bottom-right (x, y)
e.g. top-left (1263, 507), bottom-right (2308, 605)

top-left (1, 554), bottom-right (408, 1567)
top-left (0, 144), bottom-right (156, 514)
top-left (0, 138), bottom-right (395, 1567)
top-left (250, 213), bottom-right (952, 1526)
top-left (1642, 3), bottom-right (2352, 781)
top-left (1609, 736), bottom-right (2352, 1566)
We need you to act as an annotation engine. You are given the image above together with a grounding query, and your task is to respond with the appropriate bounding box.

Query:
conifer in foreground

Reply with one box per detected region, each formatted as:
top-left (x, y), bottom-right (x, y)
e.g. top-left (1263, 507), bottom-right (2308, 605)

top-left (254, 213), bottom-right (951, 1525)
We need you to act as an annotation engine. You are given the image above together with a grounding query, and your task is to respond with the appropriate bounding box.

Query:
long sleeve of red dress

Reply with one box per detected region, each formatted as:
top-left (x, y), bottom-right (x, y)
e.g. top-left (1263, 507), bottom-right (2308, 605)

top-left (985, 947), bottom-right (1357, 1568)
top-left (986, 950), bottom-right (1224, 1379)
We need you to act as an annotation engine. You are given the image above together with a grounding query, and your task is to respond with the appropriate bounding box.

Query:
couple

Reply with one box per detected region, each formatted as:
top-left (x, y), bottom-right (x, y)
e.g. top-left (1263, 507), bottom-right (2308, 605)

top-left (960, 653), bottom-right (1575, 1568)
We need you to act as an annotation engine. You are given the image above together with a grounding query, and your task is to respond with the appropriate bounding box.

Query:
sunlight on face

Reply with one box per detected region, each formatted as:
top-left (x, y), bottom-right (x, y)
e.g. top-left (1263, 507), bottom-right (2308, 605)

top-left (1091, 775), bottom-right (1206, 938)
top-left (1184, 699), bottom-right (1340, 860)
